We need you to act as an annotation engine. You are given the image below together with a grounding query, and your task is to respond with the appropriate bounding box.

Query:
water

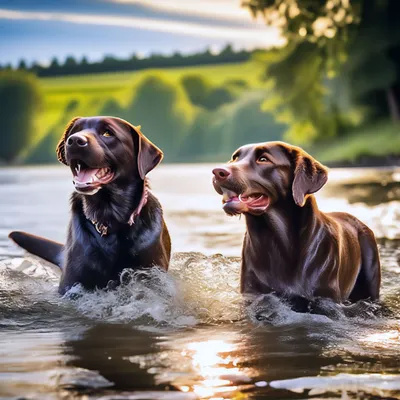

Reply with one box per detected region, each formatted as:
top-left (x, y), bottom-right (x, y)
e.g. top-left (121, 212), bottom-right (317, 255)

top-left (0, 164), bottom-right (400, 400)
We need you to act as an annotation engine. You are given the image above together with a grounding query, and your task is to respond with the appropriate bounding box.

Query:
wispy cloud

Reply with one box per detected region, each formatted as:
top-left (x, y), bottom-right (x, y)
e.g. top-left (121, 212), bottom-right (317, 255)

top-left (0, 8), bottom-right (283, 47)
top-left (112, 0), bottom-right (253, 22)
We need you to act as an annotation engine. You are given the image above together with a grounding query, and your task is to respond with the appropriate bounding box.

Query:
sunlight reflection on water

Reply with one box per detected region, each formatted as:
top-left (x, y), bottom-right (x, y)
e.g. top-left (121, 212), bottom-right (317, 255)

top-left (0, 165), bottom-right (400, 399)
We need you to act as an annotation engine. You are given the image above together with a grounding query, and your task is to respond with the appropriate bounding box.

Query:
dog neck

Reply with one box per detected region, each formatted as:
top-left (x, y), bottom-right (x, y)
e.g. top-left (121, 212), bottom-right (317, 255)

top-left (79, 178), bottom-right (148, 229)
top-left (244, 195), bottom-right (322, 263)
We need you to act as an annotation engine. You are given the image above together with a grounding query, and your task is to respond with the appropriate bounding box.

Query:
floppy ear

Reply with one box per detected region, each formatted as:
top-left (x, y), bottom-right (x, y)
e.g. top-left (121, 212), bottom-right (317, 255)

top-left (132, 125), bottom-right (163, 180)
top-left (56, 117), bottom-right (81, 165)
top-left (292, 150), bottom-right (328, 207)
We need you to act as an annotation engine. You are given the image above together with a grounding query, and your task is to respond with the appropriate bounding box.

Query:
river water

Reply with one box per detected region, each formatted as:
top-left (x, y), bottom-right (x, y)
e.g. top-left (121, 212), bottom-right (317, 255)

top-left (0, 164), bottom-right (399, 399)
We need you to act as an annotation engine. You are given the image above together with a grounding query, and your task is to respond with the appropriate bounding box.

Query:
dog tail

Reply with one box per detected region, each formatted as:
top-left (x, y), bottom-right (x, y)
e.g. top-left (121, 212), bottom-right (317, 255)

top-left (9, 231), bottom-right (64, 269)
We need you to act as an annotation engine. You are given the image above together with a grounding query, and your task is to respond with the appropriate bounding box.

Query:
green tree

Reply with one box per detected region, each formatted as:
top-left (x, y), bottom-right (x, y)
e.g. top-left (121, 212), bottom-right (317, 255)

top-left (127, 74), bottom-right (195, 160)
top-left (204, 86), bottom-right (237, 110)
top-left (242, 0), bottom-right (400, 143)
top-left (64, 55), bottom-right (77, 67)
top-left (0, 70), bottom-right (43, 162)
top-left (17, 60), bottom-right (27, 70)
top-left (181, 74), bottom-right (212, 107)
top-left (50, 57), bottom-right (60, 68)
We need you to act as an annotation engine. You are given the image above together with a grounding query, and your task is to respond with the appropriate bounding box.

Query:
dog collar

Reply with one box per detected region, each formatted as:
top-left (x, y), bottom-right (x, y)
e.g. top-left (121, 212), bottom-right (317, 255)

top-left (88, 186), bottom-right (148, 237)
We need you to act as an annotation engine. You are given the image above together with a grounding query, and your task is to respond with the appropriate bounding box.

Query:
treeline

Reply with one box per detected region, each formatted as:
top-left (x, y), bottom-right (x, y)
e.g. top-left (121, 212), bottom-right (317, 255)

top-left (1, 45), bottom-right (254, 77)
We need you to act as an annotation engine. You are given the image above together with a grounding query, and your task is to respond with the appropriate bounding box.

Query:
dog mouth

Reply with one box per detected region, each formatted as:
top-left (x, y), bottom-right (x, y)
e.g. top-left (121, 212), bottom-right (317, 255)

top-left (70, 160), bottom-right (114, 194)
top-left (222, 191), bottom-right (270, 215)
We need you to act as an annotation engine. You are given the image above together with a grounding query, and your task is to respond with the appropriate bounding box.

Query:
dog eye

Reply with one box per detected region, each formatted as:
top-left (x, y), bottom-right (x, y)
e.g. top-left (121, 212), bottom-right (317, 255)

top-left (257, 155), bottom-right (270, 163)
top-left (102, 131), bottom-right (113, 137)
top-left (230, 155), bottom-right (239, 162)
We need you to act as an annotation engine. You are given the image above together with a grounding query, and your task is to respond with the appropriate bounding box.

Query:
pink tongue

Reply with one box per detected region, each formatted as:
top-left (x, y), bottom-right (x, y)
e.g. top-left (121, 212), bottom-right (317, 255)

top-left (240, 195), bottom-right (269, 208)
top-left (76, 168), bottom-right (99, 183)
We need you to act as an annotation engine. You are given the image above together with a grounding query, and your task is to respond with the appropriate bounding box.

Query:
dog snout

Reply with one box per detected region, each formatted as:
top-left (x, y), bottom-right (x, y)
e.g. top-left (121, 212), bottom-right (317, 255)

top-left (67, 133), bottom-right (88, 148)
top-left (212, 167), bottom-right (231, 182)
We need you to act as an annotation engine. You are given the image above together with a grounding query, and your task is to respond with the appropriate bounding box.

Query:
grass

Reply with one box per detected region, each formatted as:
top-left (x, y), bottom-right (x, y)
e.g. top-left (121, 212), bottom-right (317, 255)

top-left (313, 120), bottom-right (400, 163)
top-left (27, 61), bottom-right (400, 165)
top-left (32, 61), bottom-right (265, 149)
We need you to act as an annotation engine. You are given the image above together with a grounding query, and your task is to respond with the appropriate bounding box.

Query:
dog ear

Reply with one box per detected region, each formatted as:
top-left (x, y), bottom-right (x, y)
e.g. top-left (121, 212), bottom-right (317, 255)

top-left (132, 125), bottom-right (163, 180)
top-left (56, 117), bottom-right (81, 165)
top-left (292, 149), bottom-right (328, 207)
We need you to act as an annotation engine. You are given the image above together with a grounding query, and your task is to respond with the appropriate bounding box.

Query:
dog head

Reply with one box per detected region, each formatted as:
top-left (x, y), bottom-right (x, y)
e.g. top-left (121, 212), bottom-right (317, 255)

top-left (212, 141), bottom-right (328, 215)
top-left (56, 116), bottom-right (163, 195)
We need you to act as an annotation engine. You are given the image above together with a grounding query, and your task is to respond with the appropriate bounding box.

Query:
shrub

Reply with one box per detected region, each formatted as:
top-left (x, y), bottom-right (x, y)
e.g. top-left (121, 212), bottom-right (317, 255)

top-left (126, 74), bottom-right (195, 160)
top-left (224, 79), bottom-right (249, 88)
top-left (226, 91), bottom-right (285, 149)
top-left (181, 74), bottom-right (212, 108)
top-left (25, 99), bottom-right (81, 164)
top-left (0, 70), bottom-right (43, 162)
top-left (203, 86), bottom-right (237, 110)
top-left (99, 98), bottom-right (125, 119)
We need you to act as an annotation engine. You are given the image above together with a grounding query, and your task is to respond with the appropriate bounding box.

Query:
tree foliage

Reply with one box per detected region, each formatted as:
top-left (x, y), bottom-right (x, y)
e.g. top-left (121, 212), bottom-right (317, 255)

top-left (126, 74), bottom-right (195, 161)
top-left (181, 74), bottom-right (213, 108)
top-left (242, 0), bottom-right (400, 143)
top-left (6, 45), bottom-right (254, 78)
top-left (181, 74), bottom-right (238, 110)
top-left (0, 70), bottom-right (43, 162)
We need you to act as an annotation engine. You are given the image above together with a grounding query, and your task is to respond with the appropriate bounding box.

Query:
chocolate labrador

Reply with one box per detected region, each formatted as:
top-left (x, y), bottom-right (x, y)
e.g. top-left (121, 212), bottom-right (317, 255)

top-left (212, 141), bottom-right (380, 310)
top-left (9, 116), bottom-right (171, 295)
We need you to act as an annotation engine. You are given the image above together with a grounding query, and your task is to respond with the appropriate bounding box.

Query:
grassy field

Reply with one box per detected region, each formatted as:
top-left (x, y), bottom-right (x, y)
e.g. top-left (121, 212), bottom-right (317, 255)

top-left (27, 60), bottom-right (400, 165)
top-left (33, 61), bottom-right (265, 150)
top-left (311, 120), bottom-right (400, 164)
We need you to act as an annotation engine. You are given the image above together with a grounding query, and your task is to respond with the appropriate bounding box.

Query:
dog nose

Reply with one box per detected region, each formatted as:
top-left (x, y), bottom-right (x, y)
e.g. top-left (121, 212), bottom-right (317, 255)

top-left (67, 134), bottom-right (88, 148)
top-left (212, 167), bottom-right (231, 181)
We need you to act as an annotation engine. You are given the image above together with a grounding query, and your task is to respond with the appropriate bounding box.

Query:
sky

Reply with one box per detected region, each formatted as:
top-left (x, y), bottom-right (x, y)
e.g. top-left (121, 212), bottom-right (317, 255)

top-left (0, 0), bottom-right (283, 66)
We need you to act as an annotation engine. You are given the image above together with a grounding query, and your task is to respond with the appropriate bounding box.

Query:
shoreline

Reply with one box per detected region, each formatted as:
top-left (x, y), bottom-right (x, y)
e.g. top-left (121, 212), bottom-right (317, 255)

top-left (324, 155), bottom-right (400, 168)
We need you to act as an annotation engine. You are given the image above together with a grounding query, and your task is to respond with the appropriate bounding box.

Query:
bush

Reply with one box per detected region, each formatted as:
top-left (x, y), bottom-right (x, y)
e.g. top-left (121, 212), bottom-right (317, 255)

top-left (225, 91), bottom-right (286, 149)
top-left (181, 74), bottom-right (212, 108)
top-left (99, 98), bottom-right (125, 119)
top-left (0, 70), bottom-right (43, 162)
top-left (178, 91), bottom-right (286, 162)
top-left (181, 74), bottom-right (238, 111)
top-left (126, 74), bottom-right (195, 160)
top-left (224, 79), bottom-right (249, 88)
top-left (204, 86), bottom-right (237, 110)
top-left (26, 99), bottom-right (81, 164)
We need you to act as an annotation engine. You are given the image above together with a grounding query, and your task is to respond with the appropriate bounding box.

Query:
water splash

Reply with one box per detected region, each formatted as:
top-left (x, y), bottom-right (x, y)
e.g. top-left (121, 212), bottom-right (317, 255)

top-left (62, 252), bottom-right (243, 328)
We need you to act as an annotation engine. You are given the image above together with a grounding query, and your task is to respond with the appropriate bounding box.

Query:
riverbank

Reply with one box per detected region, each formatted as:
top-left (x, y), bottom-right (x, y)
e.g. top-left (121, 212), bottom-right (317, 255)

top-left (312, 120), bottom-right (400, 167)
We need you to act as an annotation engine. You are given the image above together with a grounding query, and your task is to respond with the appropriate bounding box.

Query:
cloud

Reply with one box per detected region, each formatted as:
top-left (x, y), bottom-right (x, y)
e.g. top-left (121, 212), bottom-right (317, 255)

top-left (112, 0), bottom-right (253, 22)
top-left (0, 8), bottom-right (283, 47)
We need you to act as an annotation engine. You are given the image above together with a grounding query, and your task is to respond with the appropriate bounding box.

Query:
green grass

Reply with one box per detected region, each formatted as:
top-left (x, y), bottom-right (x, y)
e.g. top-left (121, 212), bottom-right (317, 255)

top-left (28, 61), bottom-right (399, 165)
top-left (32, 61), bottom-right (264, 149)
top-left (312, 120), bottom-right (400, 163)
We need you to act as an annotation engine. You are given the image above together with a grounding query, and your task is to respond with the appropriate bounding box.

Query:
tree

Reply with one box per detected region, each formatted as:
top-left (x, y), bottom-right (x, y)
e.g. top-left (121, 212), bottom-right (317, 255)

top-left (126, 74), bottom-right (195, 160)
top-left (64, 55), bottom-right (77, 67)
top-left (181, 74), bottom-right (212, 108)
top-left (50, 57), bottom-right (60, 69)
top-left (17, 60), bottom-right (27, 70)
top-left (0, 70), bottom-right (43, 162)
top-left (242, 0), bottom-right (400, 143)
top-left (204, 86), bottom-right (237, 110)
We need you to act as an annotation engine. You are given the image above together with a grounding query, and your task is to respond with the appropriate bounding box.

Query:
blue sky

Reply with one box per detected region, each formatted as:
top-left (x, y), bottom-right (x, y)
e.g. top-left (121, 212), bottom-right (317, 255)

top-left (0, 0), bottom-right (283, 66)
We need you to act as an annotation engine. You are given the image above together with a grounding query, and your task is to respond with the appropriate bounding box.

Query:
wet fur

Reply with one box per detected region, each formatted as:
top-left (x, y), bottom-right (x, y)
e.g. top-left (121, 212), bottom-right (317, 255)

top-left (10, 116), bottom-right (171, 295)
top-left (213, 141), bottom-right (381, 311)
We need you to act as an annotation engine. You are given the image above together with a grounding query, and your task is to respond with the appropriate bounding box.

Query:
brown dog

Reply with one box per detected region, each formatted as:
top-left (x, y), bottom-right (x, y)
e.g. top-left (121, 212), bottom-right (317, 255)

top-left (212, 141), bottom-right (380, 308)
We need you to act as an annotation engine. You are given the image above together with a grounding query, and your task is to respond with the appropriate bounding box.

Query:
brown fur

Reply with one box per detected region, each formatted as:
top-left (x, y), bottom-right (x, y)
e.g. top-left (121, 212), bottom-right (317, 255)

top-left (212, 141), bottom-right (381, 306)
